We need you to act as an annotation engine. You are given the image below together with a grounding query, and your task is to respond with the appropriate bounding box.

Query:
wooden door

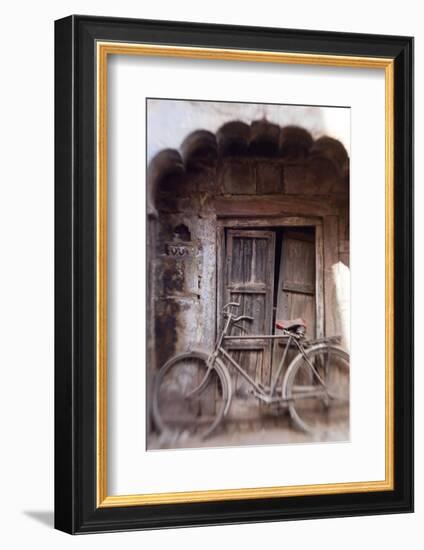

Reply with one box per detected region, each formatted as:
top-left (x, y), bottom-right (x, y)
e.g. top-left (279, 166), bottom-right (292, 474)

top-left (273, 229), bottom-right (316, 375)
top-left (224, 230), bottom-right (275, 396)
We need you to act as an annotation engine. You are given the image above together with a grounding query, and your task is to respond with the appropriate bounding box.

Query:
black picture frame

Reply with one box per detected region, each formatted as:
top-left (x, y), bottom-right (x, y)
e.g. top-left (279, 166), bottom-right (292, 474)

top-left (55, 15), bottom-right (414, 534)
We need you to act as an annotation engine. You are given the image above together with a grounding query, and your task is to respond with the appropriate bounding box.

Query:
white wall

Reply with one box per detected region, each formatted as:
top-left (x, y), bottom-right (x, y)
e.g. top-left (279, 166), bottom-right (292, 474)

top-left (0, 1), bottom-right (420, 547)
top-left (146, 99), bottom-right (350, 161)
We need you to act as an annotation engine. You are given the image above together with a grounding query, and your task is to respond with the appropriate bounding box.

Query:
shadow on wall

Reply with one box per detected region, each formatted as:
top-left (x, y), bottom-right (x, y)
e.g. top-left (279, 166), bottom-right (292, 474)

top-left (333, 261), bottom-right (350, 351)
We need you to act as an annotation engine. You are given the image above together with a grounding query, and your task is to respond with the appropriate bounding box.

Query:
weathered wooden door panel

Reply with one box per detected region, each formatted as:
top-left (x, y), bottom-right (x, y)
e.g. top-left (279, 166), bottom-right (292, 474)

top-left (273, 229), bottom-right (316, 377)
top-left (219, 225), bottom-right (322, 418)
top-left (225, 230), bottom-right (275, 390)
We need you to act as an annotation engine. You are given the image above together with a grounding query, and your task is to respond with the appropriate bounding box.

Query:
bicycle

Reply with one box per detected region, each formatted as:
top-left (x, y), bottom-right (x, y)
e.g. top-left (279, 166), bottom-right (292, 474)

top-left (152, 302), bottom-right (349, 440)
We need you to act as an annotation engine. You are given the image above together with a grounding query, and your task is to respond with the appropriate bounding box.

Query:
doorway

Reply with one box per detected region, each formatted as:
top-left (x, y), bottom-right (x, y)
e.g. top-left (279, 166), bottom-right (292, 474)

top-left (218, 222), bottom-right (320, 389)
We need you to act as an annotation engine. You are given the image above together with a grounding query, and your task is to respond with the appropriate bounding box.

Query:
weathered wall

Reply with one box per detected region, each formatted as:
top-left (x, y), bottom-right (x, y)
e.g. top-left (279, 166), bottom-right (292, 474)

top-left (148, 123), bottom-right (349, 425)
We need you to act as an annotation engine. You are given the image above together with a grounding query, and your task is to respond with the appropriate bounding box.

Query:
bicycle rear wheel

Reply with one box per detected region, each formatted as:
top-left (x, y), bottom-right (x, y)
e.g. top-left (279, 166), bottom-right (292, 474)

top-left (282, 344), bottom-right (349, 436)
top-left (152, 351), bottom-right (229, 441)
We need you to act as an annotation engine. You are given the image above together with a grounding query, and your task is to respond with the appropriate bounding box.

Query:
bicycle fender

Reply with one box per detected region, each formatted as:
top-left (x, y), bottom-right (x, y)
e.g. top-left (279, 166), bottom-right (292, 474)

top-left (214, 356), bottom-right (233, 417)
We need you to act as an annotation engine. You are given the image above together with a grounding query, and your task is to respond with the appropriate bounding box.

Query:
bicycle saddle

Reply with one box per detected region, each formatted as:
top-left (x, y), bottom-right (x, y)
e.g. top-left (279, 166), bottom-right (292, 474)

top-left (275, 318), bottom-right (307, 331)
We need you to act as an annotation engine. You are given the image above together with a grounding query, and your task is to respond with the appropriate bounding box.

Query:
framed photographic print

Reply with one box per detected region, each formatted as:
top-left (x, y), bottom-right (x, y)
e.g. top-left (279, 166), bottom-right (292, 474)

top-left (54, 15), bottom-right (413, 533)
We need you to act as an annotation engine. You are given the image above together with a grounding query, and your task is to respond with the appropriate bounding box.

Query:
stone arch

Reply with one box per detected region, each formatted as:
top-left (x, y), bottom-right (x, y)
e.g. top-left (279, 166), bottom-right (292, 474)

top-left (147, 121), bottom-right (350, 420)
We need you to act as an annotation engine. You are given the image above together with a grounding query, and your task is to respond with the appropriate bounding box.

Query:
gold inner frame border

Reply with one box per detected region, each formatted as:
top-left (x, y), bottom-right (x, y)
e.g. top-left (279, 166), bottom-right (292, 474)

top-left (96, 41), bottom-right (394, 508)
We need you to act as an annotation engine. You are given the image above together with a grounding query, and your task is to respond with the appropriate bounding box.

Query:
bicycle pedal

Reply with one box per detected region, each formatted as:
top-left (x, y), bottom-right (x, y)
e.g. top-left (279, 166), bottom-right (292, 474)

top-left (253, 392), bottom-right (273, 404)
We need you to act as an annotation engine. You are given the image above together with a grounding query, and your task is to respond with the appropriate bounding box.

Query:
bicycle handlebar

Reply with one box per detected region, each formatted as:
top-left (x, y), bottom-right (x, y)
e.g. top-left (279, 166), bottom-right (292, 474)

top-left (233, 315), bottom-right (254, 323)
top-left (222, 302), bottom-right (240, 311)
top-left (222, 303), bottom-right (253, 323)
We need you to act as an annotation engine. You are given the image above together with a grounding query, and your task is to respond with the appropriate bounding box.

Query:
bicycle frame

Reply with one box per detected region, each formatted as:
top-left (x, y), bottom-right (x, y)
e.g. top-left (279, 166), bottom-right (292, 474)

top-left (207, 308), bottom-right (319, 402)
top-left (153, 303), bottom-right (349, 440)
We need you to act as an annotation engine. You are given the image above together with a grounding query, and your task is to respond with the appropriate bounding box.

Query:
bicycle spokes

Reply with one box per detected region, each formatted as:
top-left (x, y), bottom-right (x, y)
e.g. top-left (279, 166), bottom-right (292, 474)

top-left (153, 354), bottom-right (227, 442)
top-left (284, 345), bottom-right (350, 435)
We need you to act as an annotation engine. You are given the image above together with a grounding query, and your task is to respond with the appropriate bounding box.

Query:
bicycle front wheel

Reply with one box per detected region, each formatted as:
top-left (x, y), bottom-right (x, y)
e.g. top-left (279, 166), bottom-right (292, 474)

top-left (282, 344), bottom-right (350, 436)
top-left (152, 351), bottom-right (229, 441)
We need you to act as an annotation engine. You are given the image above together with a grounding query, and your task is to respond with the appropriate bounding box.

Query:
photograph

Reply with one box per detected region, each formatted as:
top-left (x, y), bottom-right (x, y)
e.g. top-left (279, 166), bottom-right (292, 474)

top-left (146, 98), bottom-right (351, 450)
